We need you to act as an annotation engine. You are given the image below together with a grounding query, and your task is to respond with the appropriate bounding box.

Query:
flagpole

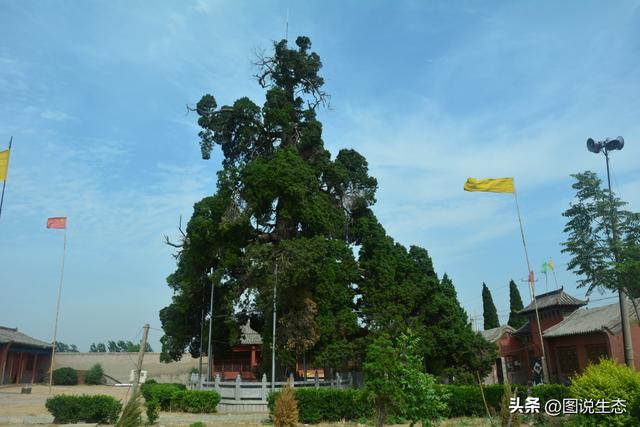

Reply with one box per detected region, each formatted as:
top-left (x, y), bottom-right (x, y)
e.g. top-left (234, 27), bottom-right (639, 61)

top-left (513, 190), bottom-right (549, 383)
top-left (0, 136), bottom-right (13, 220)
top-left (49, 226), bottom-right (67, 394)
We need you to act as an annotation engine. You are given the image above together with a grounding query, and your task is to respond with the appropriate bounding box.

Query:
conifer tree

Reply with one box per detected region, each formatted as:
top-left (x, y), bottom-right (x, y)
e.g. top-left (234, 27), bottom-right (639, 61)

top-left (507, 280), bottom-right (526, 329)
top-left (482, 283), bottom-right (499, 330)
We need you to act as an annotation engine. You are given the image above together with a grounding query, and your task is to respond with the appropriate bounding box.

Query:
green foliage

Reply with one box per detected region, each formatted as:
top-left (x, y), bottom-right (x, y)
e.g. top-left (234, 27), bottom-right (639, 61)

top-left (145, 399), bottom-right (159, 425)
top-left (45, 394), bottom-right (122, 424)
top-left (170, 390), bottom-right (221, 413)
top-left (85, 363), bottom-right (104, 385)
top-left (189, 423), bottom-right (206, 427)
top-left (364, 331), bottom-right (447, 427)
top-left (140, 383), bottom-right (186, 411)
top-left (52, 367), bottom-right (78, 385)
top-left (90, 342), bottom-right (107, 352)
top-left (116, 393), bottom-right (143, 427)
top-left (268, 388), bottom-right (371, 424)
top-left (507, 280), bottom-right (526, 329)
top-left (482, 283), bottom-right (499, 330)
top-left (570, 358), bottom-right (640, 426)
top-left (55, 342), bottom-right (79, 352)
top-left (531, 384), bottom-right (571, 405)
top-left (158, 34), bottom-right (493, 383)
top-left (562, 171), bottom-right (640, 295)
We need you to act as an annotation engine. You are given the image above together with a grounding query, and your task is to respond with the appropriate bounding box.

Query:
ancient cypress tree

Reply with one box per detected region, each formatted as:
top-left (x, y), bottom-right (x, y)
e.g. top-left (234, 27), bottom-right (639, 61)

top-left (482, 283), bottom-right (499, 330)
top-left (159, 36), bottom-right (493, 380)
top-left (507, 280), bottom-right (526, 329)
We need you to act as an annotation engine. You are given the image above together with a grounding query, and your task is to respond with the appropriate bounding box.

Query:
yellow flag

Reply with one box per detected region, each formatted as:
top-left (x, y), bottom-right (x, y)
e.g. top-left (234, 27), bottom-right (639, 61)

top-left (547, 259), bottom-right (555, 271)
top-left (0, 149), bottom-right (9, 182)
top-left (464, 177), bottom-right (515, 193)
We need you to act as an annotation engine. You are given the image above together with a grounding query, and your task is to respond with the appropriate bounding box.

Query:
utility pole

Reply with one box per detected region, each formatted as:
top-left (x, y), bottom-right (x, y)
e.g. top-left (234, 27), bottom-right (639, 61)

top-left (131, 324), bottom-right (149, 397)
top-left (605, 150), bottom-right (634, 368)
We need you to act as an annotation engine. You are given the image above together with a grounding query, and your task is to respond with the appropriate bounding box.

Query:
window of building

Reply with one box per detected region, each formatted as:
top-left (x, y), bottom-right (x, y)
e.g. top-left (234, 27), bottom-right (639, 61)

top-left (585, 343), bottom-right (608, 364)
top-left (557, 346), bottom-right (579, 374)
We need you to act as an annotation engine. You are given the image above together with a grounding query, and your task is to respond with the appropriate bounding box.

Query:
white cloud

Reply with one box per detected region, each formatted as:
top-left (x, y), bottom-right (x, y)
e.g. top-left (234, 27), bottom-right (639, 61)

top-left (40, 110), bottom-right (72, 121)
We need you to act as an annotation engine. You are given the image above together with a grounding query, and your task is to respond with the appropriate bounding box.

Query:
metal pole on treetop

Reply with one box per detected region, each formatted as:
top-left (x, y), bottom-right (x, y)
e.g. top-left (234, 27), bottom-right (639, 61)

top-left (513, 190), bottom-right (549, 383)
top-left (207, 267), bottom-right (214, 381)
top-left (271, 260), bottom-right (278, 392)
top-left (49, 226), bottom-right (67, 394)
top-left (0, 136), bottom-right (13, 220)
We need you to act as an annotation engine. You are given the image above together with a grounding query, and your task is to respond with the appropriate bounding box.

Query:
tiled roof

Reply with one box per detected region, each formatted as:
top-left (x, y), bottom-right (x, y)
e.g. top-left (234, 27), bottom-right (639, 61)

top-left (513, 321), bottom-right (531, 337)
top-left (544, 299), bottom-right (640, 338)
top-left (239, 321), bottom-right (262, 345)
top-left (481, 325), bottom-right (515, 343)
top-left (0, 326), bottom-right (52, 348)
top-left (518, 287), bottom-right (587, 315)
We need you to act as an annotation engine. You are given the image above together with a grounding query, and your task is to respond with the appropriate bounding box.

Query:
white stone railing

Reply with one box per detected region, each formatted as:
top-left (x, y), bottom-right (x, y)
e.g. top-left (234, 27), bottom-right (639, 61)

top-left (190, 372), bottom-right (353, 403)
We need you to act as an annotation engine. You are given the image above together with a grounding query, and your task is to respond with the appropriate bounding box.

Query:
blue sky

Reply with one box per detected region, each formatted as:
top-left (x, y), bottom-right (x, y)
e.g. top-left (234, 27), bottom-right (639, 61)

top-left (1, 1), bottom-right (640, 351)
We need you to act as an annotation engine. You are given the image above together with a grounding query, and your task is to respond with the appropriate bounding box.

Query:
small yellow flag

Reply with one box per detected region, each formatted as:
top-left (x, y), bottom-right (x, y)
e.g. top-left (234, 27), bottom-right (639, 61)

top-left (0, 149), bottom-right (9, 182)
top-left (547, 259), bottom-right (555, 271)
top-left (464, 177), bottom-right (515, 193)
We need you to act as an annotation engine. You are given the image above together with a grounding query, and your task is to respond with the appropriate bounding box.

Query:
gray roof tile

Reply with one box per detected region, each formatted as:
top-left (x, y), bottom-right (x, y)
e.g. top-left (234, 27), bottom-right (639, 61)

top-left (518, 287), bottom-right (587, 315)
top-left (0, 326), bottom-right (52, 348)
top-left (239, 321), bottom-right (262, 345)
top-left (481, 325), bottom-right (515, 343)
top-left (544, 299), bottom-right (640, 338)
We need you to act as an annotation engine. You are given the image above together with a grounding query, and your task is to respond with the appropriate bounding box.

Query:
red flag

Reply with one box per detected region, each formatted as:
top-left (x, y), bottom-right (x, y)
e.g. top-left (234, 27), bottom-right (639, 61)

top-left (529, 270), bottom-right (535, 283)
top-left (47, 217), bottom-right (67, 229)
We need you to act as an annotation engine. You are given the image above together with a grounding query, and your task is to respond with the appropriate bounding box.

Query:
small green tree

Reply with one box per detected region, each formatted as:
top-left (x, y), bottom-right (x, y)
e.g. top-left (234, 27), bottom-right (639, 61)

top-left (507, 280), bottom-right (526, 329)
top-left (482, 283), bottom-right (499, 330)
top-left (364, 331), bottom-right (447, 427)
top-left (85, 363), bottom-right (104, 385)
top-left (562, 171), bottom-right (640, 296)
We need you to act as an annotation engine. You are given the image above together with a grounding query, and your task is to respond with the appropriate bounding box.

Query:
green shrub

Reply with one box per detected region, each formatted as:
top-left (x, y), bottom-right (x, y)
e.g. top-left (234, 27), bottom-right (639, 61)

top-left (145, 379), bottom-right (158, 385)
top-left (268, 388), bottom-right (371, 423)
top-left (531, 384), bottom-right (571, 405)
top-left (170, 390), bottom-right (221, 413)
top-left (85, 363), bottom-right (104, 385)
top-left (52, 367), bottom-right (78, 385)
top-left (436, 384), bottom-right (504, 417)
top-left (140, 383), bottom-right (185, 410)
top-left (570, 358), bottom-right (640, 427)
top-left (189, 423), bottom-right (205, 427)
top-left (45, 394), bottom-right (122, 423)
top-left (145, 399), bottom-right (159, 424)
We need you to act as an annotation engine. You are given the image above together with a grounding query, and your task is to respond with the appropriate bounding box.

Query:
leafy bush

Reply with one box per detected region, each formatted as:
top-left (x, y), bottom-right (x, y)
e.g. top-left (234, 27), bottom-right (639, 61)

top-left (145, 379), bottom-right (158, 385)
top-left (273, 386), bottom-right (298, 427)
top-left (570, 358), bottom-right (640, 427)
top-left (52, 367), bottom-right (78, 385)
top-left (140, 383), bottom-right (185, 410)
top-left (85, 363), bottom-right (104, 385)
top-left (45, 394), bottom-right (122, 424)
top-left (268, 388), bottom-right (371, 423)
top-left (170, 390), bottom-right (221, 413)
top-left (145, 399), bottom-right (159, 424)
top-left (531, 384), bottom-right (571, 405)
top-left (189, 423), bottom-right (205, 427)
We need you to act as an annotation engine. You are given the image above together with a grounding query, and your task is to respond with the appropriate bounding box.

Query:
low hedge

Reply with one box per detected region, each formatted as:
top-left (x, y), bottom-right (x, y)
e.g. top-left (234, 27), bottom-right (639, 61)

top-left (52, 367), bottom-right (78, 385)
top-left (140, 382), bottom-right (186, 410)
top-left (45, 394), bottom-right (121, 424)
top-left (268, 388), bottom-right (371, 423)
top-left (170, 390), bottom-right (221, 413)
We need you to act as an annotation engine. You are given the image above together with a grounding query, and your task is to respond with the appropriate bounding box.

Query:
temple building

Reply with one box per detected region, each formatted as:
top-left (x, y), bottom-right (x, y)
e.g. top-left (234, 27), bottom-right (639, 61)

top-left (483, 288), bottom-right (640, 384)
top-left (0, 326), bottom-right (52, 385)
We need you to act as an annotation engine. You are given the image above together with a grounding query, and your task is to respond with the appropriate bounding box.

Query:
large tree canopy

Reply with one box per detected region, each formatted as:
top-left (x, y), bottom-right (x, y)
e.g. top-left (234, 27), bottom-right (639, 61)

top-left (159, 36), bottom-right (493, 380)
